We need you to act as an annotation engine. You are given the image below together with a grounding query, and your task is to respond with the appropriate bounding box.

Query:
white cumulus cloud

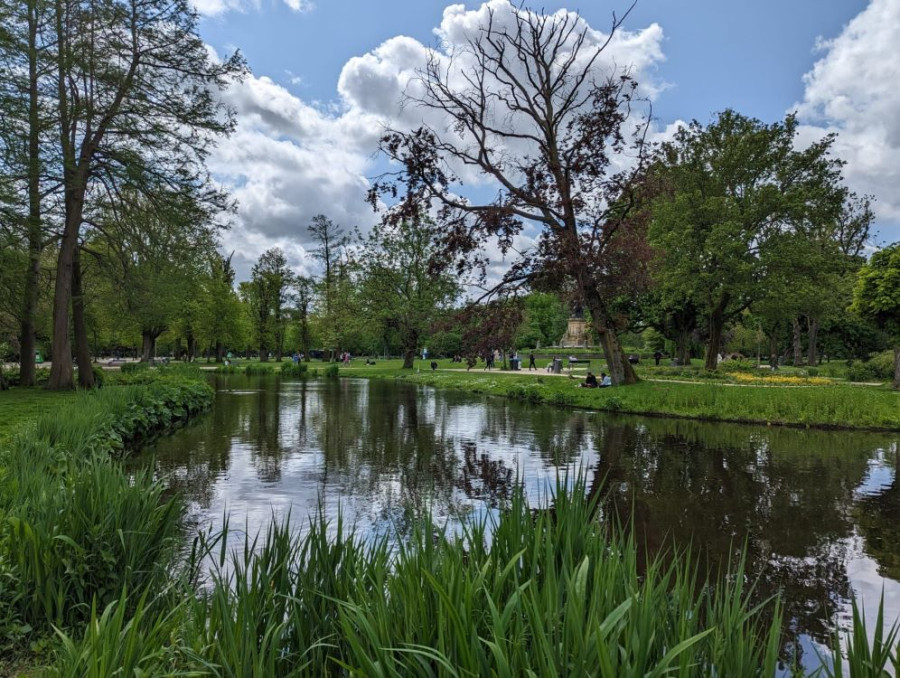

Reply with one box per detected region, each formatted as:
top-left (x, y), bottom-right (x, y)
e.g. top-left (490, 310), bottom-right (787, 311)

top-left (212, 0), bottom-right (667, 280)
top-left (795, 0), bottom-right (900, 237)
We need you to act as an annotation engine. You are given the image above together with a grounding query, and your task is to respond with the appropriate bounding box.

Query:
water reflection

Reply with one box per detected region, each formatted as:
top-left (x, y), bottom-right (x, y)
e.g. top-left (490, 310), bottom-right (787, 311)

top-left (140, 375), bottom-right (899, 667)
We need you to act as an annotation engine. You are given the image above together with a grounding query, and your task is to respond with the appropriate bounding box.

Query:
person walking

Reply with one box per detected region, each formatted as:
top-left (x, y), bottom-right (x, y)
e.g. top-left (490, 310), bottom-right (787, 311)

top-left (528, 351), bottom-right (536, 370)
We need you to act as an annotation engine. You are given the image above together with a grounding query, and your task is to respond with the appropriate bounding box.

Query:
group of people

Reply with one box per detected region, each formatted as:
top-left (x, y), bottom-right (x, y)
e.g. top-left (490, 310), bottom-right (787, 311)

top-left (579, 371), bottom-right (612, 388)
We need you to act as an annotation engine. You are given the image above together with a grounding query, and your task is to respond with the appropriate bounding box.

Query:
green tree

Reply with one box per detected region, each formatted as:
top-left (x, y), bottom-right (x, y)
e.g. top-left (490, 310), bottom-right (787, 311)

top-left (851, 243), bottom-right (900, 388)
top-left (516, 293), bottom-right (568, 350)
top-left (37, 0), bottom-right (244, 389)
top-left (359, 216), bottom-right (459, 368)
top-left (196, 253), bottom-right (244, 362)
top-left (0, 0), bottom-right (56, 386)
top-left (89, 193), bottom-right (218, 361)
top-left (307, 215), bottom-right (350, 360)
top-left (245, 248), bottom-right (295, 362)
top-left (649, 110), bottom-right (845, 370)
top-left (293, 275), bottom-right (315, 361)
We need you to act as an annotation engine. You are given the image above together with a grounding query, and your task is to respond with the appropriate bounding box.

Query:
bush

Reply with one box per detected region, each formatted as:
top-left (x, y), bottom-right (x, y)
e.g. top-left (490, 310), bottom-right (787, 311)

top-left (847, 352), bottom-right (894, 382)
top-left (91, 366), bottom-right (105, 388)
top-left (120, 362), bottom-right (149, 375)
top-left (720, 359), bottom-right (758, 373)
top-left (324, 364), bottom-right (339, 379)
top-left (280, 362), bottom-right (308, 377)
top-left (1, 367), bottom-right (51, 387)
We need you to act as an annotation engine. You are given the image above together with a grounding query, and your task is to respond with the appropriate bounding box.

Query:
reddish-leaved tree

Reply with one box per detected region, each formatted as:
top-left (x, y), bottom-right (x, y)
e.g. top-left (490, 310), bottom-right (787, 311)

top-left (369, 3), bottom-right (652, 384)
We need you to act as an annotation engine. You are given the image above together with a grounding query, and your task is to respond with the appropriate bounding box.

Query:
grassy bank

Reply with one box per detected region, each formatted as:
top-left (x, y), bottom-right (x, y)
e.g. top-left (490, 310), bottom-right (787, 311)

top-left (0, 372), bottom-right (213, 671)
top-left (339, 360), bottom-right (900, 431)
top-left (0, 389), bottom-right (76, 444)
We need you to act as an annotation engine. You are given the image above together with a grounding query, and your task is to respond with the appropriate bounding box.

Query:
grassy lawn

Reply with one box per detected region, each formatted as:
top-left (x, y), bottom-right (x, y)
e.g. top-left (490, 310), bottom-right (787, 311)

top-left (0, 387), bottom-right (76, 444)
top-left (335, 358), bottom-right (899, 431)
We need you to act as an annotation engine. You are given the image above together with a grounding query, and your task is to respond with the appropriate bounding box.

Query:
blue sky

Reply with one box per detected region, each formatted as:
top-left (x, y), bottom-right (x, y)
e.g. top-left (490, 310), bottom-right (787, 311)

top-left (201, 0), bottom-right (865, 123)
top-left (191, 0), bottom-right (900, 277)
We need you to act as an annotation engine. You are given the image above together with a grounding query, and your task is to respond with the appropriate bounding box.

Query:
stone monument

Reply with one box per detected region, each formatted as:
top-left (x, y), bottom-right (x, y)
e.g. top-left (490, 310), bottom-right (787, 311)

top-left (558, 305), bottom-right (593, 348)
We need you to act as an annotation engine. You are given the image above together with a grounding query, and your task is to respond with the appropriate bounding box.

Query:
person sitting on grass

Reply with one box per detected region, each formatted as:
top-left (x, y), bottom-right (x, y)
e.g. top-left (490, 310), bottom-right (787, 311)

top-left (579, 371), bottom-right (598, 388)
top-left (599, 372), bottom-right (612, 388)
top-left (430, 361), bottom-right (438, 371)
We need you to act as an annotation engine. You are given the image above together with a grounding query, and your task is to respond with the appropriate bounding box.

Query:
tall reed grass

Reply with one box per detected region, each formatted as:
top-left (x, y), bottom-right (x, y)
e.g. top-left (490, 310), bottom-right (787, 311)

top-left (0, 375), bottom-right (212, 646)
top-left (48, 477), bottom-right (789, 676)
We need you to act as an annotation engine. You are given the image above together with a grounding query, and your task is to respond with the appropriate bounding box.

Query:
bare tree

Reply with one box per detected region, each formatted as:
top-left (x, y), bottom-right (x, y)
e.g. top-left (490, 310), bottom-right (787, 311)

top-left (370, 3), bottom-right (651, 385)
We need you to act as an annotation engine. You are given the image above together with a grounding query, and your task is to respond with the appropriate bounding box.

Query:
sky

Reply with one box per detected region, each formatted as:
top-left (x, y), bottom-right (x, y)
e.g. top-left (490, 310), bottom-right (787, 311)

top-left (191, 0), bottom-right (900, 280)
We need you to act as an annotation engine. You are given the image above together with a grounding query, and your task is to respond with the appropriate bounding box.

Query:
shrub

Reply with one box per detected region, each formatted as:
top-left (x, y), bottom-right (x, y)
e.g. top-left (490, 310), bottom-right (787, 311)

top-left (324, 364), bottom-right (339, 379)
top-left (280, 362), bottom-right (308, 377)
top-left (91, 366), bottom-right (105, 388)
top-left (244, 364), bottom-right (274, 375)
top-left (120, 362), bottom-right (149, 375)
top-left (1, 367), bottom-right (51, 387)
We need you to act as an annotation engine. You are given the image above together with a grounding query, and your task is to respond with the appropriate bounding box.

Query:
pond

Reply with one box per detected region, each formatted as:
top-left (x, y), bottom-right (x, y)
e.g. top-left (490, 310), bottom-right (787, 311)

top-left (142, 374), bottom-right (900, 671)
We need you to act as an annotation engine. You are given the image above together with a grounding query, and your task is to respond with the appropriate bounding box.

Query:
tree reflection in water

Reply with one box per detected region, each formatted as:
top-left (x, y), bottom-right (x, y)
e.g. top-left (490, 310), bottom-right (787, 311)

top-left (139, 376), bottom-right (899, 662)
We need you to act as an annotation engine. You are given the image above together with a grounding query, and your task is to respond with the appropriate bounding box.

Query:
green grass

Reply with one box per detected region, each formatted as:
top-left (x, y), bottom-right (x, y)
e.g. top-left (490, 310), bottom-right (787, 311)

top-left (338, 360), bottom-right (900, 430)
top-left (0, 388), bottom-right (77, 444)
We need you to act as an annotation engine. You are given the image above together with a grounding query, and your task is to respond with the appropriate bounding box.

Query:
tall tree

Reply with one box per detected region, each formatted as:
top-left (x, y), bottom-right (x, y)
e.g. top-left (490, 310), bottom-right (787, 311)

top-left (851, 243), bottom-right (900, 388)
top-left (0, 0), bottom-right (55, 386)
top-left (293, 275), bottom-right (314, 361)
top-left (245, 248), bottom-right (294, 362)
top-left (648, 110), bottom-right (845, 370)
top-left (197, 253), bottom-right (243, 362)
top-left (42, 0), bottom-right (243, 389)
top-left (307, 215), bottom-right (349, 360)
top-left (359, 215), bottom-right (459, 368)
top-left (369, 3), bottom-right (651, 385)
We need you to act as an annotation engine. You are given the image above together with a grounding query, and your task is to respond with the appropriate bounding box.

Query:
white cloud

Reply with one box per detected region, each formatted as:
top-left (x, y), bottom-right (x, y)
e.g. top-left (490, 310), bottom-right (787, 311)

top-left (212, 0), bottom-right (667, 280)
top-left (795, 0), bottom-right (900, 235)
top-left (190, 0), bottom-right (310, 18)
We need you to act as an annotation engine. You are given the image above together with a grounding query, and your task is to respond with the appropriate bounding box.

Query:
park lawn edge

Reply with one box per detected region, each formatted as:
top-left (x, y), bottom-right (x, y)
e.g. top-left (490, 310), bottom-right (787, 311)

top-left (340, 365), bottom-right (900, 432)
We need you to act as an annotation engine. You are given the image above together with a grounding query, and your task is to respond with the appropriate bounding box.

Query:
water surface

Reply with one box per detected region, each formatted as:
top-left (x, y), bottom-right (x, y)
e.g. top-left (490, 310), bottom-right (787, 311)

top-left (143, 374), bottom-right (900, 669)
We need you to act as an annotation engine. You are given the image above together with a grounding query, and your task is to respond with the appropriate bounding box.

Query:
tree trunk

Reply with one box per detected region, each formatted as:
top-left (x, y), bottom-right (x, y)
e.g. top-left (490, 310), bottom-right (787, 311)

top-left (807, 316), bottom-right (819, 367)
top-left (48, 225), bottom-right (78, 390)
top-left (590, 306), bottom-right (637, 385)
top-left (893, 346), bottom-right (900, 390)
top-left (704, 311), bottom-right (725, 371)
top-left (186, 333), bottom-right (196, 362)
top-left (675, 328), bottom-right (691, 366)
top-left (215, 340), bottom-right (224, 363)
top-left (20, 236), bottom-right (42, 388)
top-left (792, 317), bottom-right (803, 366)
top-left (20, 1), bottom-right (42, 389)
top-left (141, 331), bottom-right (158, 362)
top-left (300, 319), bottom-right (310, 362)
top-left (72, 247), bottom-right (94, 388)
top-left (402, 348), bottom-right (415, 369)
top-left (768, 333), bottom-right (779, 370)
top-left (259, 344), bottom-right (269, 362)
